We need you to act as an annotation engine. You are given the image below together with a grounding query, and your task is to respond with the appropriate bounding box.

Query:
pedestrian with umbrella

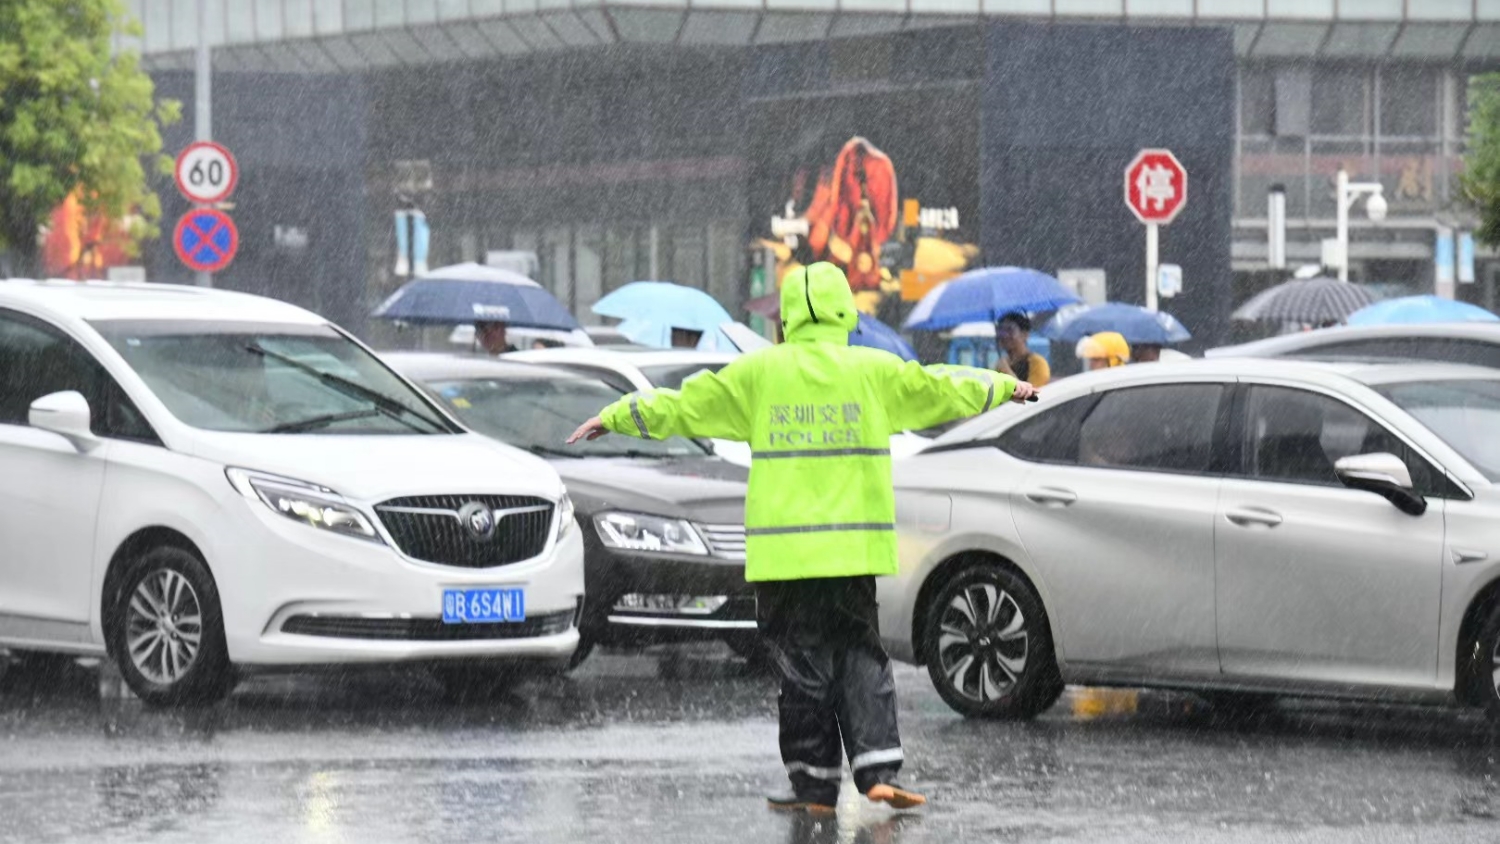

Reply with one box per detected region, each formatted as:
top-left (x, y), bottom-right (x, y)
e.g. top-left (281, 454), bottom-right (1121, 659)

top-left (902, 266), bottom-right (1081, 332)
top-left (994, 312), bottom-right (1051, 386)
top-left (567, 263), bottom-right (1037, 815)
top-left (1232, 276), bottom-right (1376, 329)
top-left (370, 262), bottom-right (579, 355)
top-left (592, 281), bottom-right (734, 350)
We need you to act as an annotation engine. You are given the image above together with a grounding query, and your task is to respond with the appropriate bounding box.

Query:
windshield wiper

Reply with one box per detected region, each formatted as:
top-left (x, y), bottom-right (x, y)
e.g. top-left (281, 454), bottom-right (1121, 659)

top-left (245, 344), bottom-right (447, 434)
top-left (263, 408), bottom-right (383, 434)
top-left (592, 448), bottom-right (677, 460)
top-left (526, 444), bottom-right (583, 459)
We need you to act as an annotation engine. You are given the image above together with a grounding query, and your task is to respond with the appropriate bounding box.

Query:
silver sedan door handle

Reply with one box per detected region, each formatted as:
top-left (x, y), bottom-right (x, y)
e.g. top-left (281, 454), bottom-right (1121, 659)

top-left (1225, 507), bottom-right (1283, 528)
top-left (1025, 487), bottom-right (1078, 507)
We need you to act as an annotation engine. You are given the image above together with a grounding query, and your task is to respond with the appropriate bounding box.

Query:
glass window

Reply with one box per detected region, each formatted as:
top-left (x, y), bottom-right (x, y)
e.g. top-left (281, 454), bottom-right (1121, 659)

top-left (1380, 67), bottom-right (1438, 137)
top-left (1077, 385), bottom-right (1223, 473)
top-left (427, 376), bottom-right (707, 459)
top-left (1377, 380), bottom-right (1500, 483)
top-left (0, 311), bottom-right (157, 444)
top-left (1240, 68), bottom-right (1275, 137)
top-left (1311, 67), bottom-right (1368, 136)
top-left (90, 320), bottom-right (452, 436)
top-left (639, 362), bottom-right (727, 391)
top-left (1292, 338), bottom-right (1500, 368)
top-left (1239, 385), bottom-right (1447, 494)
top-left (996, 395), bottom-right (1097, 464)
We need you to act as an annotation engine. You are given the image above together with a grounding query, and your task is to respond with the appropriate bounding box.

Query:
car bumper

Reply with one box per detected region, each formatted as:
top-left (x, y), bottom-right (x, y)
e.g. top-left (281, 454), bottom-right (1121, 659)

top-left (214, 503), bottom-right (586, 665)
top-left (582, 540), bottom-right (755, 643)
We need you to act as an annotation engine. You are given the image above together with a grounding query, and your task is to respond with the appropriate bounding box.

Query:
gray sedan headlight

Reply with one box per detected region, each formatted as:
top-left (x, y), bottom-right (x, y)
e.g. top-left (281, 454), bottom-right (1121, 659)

top-left (593, 511), bottom-right (708, 555)
top-left (226, 468), bottom-right (380, 543)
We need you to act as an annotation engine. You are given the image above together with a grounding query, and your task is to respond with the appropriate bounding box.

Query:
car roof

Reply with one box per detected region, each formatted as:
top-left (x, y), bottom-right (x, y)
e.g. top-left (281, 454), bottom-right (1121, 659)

top-left (0, 279), bottom-right (325, 325)
top-left (1206, 322), bottom-right (1500, 358)
top-left (1018, 357), bottom-right (1497, 399)
top-left (503, 347), bottom-right (739, 367)
top-left (380, 352), bottom-right (600, 383)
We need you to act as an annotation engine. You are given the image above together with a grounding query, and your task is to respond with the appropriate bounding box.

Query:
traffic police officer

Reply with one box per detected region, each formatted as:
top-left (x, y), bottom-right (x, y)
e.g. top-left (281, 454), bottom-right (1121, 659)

top-left (568, 262), bottom-right (1037, 814)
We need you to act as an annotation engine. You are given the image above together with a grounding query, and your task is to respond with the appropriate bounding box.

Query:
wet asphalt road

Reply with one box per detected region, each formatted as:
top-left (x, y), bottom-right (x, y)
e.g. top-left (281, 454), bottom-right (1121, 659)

top-left (3, 647), bottom-right (1500, 844)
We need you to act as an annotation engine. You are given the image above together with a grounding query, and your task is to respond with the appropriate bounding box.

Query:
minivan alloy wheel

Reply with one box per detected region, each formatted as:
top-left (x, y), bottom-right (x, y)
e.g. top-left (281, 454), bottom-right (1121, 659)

top-left (937, 583), bottom-right (1029, 702)
top-left (125, 569), bottom-right (204, 685)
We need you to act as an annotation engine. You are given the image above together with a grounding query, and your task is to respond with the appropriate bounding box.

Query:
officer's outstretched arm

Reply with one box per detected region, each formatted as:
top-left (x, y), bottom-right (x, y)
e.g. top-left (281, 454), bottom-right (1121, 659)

top-left (597, 363), bottom-right (753, 442)
top-left (882, 362), bottom-right (1017, 433)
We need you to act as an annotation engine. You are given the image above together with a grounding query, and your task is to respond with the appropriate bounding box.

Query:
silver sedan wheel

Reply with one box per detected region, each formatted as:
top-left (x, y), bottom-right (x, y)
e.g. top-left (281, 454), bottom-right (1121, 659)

top-left (125, 569), bottom-right (204, 685)
top-left (937, 583), bottom-right (1029, 703)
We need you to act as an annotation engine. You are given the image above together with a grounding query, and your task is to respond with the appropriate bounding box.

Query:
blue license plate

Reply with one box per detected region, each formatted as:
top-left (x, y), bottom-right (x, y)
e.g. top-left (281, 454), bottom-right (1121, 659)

top-left (442, 588), bottom-right (526, 624)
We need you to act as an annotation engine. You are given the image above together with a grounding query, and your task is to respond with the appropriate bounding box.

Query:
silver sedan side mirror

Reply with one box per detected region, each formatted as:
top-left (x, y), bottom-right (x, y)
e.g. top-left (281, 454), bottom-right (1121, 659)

top-left (1334, 452), bottom-right (1425, 516)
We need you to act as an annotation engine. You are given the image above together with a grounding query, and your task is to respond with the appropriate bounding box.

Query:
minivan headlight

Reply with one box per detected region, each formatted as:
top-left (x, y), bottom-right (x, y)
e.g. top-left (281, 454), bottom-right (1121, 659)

top-left (226, 468), bottom-right (380, 543)
top-left (593, 511), bottom-right (707, 555)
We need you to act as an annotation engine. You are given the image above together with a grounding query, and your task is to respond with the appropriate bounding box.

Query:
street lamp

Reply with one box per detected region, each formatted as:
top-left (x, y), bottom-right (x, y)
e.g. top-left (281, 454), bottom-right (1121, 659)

top-left (1334, 168), bottom-right (1386, 282)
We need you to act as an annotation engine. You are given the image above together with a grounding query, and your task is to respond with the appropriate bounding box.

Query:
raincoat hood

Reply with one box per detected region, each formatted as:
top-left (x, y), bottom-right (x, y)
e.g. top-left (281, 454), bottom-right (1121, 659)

top-left (781, 262), bottom-right (859, 343)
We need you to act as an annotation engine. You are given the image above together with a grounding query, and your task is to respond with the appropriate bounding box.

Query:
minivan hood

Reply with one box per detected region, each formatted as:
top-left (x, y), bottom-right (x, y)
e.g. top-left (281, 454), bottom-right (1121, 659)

top-left (552, 456), bottom-right (747, 523)
top-left (186, 431), bottom-right (563, 502)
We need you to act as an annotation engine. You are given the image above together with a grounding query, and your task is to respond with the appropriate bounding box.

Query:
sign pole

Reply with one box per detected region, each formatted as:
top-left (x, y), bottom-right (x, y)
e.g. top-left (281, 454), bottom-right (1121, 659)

top-left (194, 0), bottom-right (212, 288)
top-left (1145, 223), bottom-right (1159, 313)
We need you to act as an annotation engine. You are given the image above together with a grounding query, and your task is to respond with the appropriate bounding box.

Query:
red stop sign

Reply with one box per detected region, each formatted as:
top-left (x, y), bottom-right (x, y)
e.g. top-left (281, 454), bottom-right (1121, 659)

top-left (1124, 149), bottom-right (1187, 225)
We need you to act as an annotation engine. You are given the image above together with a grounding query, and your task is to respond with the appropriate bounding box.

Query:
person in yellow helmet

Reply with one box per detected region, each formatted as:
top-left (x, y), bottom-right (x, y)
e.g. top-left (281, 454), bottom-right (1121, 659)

top-left (1076, 331), bottom-right (1131, 370)
top-left (568, 262), bottom-right (1036, 815)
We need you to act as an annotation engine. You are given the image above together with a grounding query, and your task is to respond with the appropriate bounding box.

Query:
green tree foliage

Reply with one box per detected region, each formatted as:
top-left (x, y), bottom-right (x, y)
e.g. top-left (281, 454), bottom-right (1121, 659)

top-left (1462, 73), bottom-right (1500, 249)
top-left (0, 0), bottom-right (179, 275)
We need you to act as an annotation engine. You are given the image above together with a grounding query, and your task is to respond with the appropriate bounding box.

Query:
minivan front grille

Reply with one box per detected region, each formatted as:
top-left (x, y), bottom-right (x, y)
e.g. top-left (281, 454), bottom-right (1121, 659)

top-left (375, 495), bottom-right (554, 569)
top-left (699, 524), bottom-right (746, 561)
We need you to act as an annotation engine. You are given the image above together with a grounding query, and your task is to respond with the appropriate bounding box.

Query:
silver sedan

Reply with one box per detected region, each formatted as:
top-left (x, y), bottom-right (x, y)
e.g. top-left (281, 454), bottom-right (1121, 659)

top-left (879, 358), bottom-right (1500, 719)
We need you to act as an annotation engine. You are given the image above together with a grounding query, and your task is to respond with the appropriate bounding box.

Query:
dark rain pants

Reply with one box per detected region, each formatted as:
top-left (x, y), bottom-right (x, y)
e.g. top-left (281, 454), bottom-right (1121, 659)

top-left (755, 575), bottom-right (903, 804)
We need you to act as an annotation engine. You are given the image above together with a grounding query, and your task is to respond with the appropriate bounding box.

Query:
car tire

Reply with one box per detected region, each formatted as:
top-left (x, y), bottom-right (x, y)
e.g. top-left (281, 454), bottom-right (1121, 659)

top-left (1469, 604), bottom-right (1500, 722)
top-left (106, 546), bottom-right (234, 707)
top-left (922, 562), bottom-right (1062, 720)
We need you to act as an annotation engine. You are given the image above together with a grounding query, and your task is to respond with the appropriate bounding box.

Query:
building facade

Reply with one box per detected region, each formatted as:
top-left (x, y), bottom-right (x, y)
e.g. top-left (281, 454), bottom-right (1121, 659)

top-left (126, 0), bottom-right (1500, 347)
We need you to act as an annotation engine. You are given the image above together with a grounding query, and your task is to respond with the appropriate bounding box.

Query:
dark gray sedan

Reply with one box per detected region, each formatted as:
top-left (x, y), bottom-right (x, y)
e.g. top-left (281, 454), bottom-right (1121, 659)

top-left (382, 353), bottom-right (754, 667)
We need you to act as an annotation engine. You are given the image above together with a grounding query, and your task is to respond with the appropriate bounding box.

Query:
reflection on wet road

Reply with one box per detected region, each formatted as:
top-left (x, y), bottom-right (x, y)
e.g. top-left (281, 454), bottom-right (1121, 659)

top-left (2, 647), bottom-right (1499, 843)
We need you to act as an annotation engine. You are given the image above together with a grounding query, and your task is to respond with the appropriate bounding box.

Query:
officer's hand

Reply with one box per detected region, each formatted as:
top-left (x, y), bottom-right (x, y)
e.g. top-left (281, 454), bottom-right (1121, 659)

top-left (1010, 382), bottom-right (1039, 403)
top-left (567, 416), bottom-right (609, 444)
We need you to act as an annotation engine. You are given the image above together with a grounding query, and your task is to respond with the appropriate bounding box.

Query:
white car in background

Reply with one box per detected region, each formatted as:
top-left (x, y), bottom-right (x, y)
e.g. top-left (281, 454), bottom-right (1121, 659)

top-left (502, 347), bottom-right (752, 464)
top-left (0, 281), bottom-right (584, 705)
top-left (506, 345), bottom-right (936, 463)
top-left (881, 357), bottom-right (1500, 721)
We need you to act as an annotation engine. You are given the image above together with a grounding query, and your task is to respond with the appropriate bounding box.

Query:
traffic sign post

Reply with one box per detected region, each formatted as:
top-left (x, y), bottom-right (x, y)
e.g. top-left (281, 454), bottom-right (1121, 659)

top-left (174, 141), bottom-right (239, 284)
top-left (1124, 149), bottom-right (1187, 312)
top-left (173, 208), bottom-right (238, 274)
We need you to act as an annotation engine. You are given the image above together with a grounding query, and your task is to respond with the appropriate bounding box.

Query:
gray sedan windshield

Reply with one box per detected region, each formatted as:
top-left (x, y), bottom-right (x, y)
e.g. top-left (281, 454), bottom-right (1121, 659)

top-left (1378, 380), bottom-right (1500, 482)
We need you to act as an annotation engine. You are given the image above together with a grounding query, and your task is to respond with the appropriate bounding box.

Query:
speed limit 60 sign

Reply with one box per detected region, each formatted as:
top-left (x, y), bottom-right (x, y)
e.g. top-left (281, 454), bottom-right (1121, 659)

top-left (175, 141), bottom-right (238, 204)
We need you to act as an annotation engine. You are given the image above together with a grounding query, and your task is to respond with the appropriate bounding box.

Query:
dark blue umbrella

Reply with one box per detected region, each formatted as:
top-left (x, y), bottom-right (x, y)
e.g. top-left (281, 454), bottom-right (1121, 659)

top-left (371, 262), bottom-right (579, 330)
top-left (903, 267), bottom-right (1081, 332)
top-left (1040, 302), bottom-right (1192, 345)
top-left (850, 313), bottom-right (918, 361)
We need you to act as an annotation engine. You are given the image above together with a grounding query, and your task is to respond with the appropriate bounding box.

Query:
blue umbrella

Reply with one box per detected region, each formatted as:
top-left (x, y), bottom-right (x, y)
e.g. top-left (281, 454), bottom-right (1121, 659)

top-left (1347, 295), bottom-right (1498, 326)
top-left (371, 263), bottom-right (579, 330)
top-left (1040, 302), bottom-right (1193, 345)
top-left (594, 282), bottom-right (733, 334)
top-left (850, 313), bottom-right (918, 362)
top-left (903, 267), bottom-right (1081, 332)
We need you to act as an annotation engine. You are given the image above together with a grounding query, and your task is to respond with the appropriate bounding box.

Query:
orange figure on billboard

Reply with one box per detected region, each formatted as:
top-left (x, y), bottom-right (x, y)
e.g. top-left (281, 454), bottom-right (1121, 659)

top-left (803, 137), bottom-right (898, 293)
top-left (42, 190), bottom-right (134, 280)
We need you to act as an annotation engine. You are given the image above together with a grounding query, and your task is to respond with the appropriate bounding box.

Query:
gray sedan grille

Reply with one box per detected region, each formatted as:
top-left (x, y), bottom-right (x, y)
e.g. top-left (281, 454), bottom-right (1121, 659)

top-left (699, 523), bottom-right (746, 561)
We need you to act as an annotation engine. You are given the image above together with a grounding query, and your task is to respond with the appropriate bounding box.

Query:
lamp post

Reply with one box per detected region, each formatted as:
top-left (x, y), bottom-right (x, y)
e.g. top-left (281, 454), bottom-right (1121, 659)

top-left (1334, 168), bottom-right (1387, 282)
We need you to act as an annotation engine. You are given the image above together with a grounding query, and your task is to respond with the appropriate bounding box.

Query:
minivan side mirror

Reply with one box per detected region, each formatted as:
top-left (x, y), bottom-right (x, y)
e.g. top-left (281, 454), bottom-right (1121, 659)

top-left (29, 391), bottom-right (100, 452)
top-left (1334, 452), bottom-right (1426, 516)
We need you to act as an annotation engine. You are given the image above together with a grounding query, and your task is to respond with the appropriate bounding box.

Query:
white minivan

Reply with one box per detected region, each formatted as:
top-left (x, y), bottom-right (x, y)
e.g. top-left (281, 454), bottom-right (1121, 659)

top-left (0, 281), bottom-right (584, 705)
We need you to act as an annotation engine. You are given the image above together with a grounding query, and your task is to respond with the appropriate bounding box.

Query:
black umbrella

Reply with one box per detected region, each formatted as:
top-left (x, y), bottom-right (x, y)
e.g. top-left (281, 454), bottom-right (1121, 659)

top-left (1232, 277), bottom-right (1377, 325)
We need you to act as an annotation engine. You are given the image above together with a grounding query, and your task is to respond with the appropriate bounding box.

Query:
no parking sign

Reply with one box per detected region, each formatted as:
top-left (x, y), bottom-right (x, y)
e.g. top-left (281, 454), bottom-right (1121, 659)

top-left (173, 208), bottom-right (238, 273)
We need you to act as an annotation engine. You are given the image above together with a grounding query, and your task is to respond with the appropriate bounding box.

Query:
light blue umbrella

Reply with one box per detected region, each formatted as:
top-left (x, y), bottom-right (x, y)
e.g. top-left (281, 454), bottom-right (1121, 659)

top-left (594, 282), bottom-right (733, 332)
top-left (1040, 302), bottom-right (1193, 345)
top-left (851, 313), bottom-right (918, 362)
top-left (614, 318), bottom-right (734, 351)
top-left (1347, 295), bottom-right (1498, 326)
top-left (904, 267), bottom-right (1081, 332)
top-left (371, 262), bottom-right (579, 330)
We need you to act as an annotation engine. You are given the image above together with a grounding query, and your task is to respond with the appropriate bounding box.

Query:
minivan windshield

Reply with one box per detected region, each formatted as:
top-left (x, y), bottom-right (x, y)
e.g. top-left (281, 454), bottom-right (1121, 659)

top-left (1377, 379), bottom-right (1500, 482)
top-left (92, 320), bottom-right (452, 435)
top-left (426, 375), bottom-right (706, 459)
